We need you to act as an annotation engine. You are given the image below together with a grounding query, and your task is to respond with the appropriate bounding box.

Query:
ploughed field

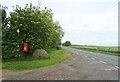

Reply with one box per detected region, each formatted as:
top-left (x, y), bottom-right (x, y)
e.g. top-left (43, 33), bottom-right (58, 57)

top-left (70, 45), bottom-right (120, 56)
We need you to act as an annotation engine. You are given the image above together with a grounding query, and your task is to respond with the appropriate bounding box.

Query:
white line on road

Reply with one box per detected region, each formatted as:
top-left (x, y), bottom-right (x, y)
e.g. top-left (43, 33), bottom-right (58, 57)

top-left (103, 68), bottom-right (112, 71)
top-left (99, 61), bottom-right (107, 64)
top-left (91, 58), bottom-right (95, 60)
top-left (111, 67), bottom-right (118, 71)
top-left (115, 66), bottom-right (119, 69)
top-left (103, 66), bottom-right (118, 71)
top-left (84, 55), bottom-right (88, 58)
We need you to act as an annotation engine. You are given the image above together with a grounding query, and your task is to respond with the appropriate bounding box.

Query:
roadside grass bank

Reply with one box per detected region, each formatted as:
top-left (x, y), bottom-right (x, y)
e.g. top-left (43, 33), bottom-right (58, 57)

top-left (70, 45), bottom-right (120, 56)
top-left (2, 49), bottom-right (74, 72)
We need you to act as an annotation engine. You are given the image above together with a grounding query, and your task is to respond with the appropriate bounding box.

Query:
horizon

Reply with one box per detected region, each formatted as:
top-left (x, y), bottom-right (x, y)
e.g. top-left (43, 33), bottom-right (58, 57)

top-left (71, 44), bottom-right (118, 47)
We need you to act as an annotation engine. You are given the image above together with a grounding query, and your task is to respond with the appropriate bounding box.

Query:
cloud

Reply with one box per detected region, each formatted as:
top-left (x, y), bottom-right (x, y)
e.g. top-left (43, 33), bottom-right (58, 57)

top-left (1, 0), bottom-right (118, 46)
top-left (43, 0), bottom-right (118, 3)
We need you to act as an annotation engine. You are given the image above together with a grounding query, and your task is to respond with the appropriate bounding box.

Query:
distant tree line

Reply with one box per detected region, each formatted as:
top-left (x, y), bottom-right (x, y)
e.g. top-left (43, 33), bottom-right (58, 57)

top-left (62, 41), bottom-right (71, 46)
top-left (1, 3), bottom-right (64, 59)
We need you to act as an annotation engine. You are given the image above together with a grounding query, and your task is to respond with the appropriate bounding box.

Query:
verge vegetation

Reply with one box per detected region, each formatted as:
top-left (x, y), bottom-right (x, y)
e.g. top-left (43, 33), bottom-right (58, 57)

top-left (2, 49), bottom-right (74, 71)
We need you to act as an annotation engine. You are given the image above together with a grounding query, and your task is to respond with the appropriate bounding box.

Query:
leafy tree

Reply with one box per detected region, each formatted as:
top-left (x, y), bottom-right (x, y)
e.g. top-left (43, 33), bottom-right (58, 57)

top-left (0, 5), bottom-right (8, 59)
top-left (2, 3), bottom-right (64, 59)
top-left (49, 21), bottom-right (64, 49)
top-left (63, 41), bottom-right (71, 46)
top-left (0, 5), bottom-right (8, 29)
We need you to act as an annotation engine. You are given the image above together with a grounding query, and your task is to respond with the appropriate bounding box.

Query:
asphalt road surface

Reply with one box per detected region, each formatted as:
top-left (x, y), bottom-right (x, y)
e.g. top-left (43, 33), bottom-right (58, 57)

top-left (3, 47), bottom-right (119, 80)
top-left (63, 46), bottom-right (119, 67)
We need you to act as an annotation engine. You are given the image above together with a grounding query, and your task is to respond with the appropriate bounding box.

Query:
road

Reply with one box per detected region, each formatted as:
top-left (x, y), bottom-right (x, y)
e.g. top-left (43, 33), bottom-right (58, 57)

top-left (3, 47), bottom-right (119, 80)
top-left (63, 46), bottom-right (119, 67)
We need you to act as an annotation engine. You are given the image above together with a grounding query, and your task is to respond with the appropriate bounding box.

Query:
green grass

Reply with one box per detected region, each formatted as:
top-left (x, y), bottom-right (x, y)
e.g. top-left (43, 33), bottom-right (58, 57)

top-left (2, 49), bottom-right (73, 71)
top-left (70, 45), bottom-right (120, 56)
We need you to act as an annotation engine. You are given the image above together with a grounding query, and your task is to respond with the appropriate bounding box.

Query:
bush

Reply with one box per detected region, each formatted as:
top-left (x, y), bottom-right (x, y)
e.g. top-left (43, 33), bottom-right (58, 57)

top-left (2, 3), bottom-right (64, 59)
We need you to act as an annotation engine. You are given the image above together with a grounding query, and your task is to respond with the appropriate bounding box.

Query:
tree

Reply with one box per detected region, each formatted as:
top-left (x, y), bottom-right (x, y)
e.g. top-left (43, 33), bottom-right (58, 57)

top-left (0, 5), bottom-right (8, 29)
top-left (2, 3), bottom-right (64, 59)
top-left (63, 41), bottom-right (71, 46)
top-left (49, 21), bottom-right (64, 49)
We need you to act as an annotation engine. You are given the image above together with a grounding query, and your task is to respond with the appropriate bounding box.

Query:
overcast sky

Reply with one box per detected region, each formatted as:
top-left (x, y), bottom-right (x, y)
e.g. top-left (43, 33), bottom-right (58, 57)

top-left (1, 0), bottom-right (119, 46)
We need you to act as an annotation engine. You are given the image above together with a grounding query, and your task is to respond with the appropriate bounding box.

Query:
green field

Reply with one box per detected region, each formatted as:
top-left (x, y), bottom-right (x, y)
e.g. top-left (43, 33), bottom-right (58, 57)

top-left (2, 49), bottom-right (73, 72)
top-left (70, 45), bottom-right (120, 56)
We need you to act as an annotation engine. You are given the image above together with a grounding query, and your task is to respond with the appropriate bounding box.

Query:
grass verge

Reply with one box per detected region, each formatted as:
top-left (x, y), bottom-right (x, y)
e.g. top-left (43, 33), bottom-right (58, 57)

top-left (70, 46), bottom-right (120, 56)
top-left (2, 49), bottom-right (73, 72)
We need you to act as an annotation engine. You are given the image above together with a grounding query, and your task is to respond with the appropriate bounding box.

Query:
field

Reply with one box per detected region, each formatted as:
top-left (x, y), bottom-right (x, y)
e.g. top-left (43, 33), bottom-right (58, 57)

top-left (70, 45), bottom-right (120, 56)
top-left (2, 49), bottom-right (73, 72)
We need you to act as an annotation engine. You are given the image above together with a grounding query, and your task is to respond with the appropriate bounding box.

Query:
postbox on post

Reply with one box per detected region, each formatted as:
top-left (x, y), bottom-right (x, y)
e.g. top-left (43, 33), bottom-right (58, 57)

top-left (23, 43), bottom-right (28, 51)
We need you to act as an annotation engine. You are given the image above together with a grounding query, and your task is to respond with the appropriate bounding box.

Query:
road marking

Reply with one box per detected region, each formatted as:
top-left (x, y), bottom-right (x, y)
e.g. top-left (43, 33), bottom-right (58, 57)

top-left (99, 61), bottom-right (107, 64)
top-left (91, 58), bottom-right (95, 60)
top-left (103, 68), bottom-right (112, 71)
top-left (111, 67), bottom-right (118, 70)
top-left (103, 66), bottom-right (118, 71)
top-left (84, 55), bottom-right (88, 58)
top-left (115, 66), bottom-right (119, 69)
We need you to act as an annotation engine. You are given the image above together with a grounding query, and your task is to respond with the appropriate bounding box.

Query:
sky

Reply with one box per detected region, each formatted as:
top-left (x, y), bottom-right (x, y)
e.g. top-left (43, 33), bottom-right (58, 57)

top-left (1, 0), bottom-right (119, 46)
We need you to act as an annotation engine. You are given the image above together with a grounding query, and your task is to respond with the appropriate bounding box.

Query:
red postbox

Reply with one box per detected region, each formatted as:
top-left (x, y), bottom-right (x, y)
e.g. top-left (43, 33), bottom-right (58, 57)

top-left (23, 43), bottom-right (28, 51)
